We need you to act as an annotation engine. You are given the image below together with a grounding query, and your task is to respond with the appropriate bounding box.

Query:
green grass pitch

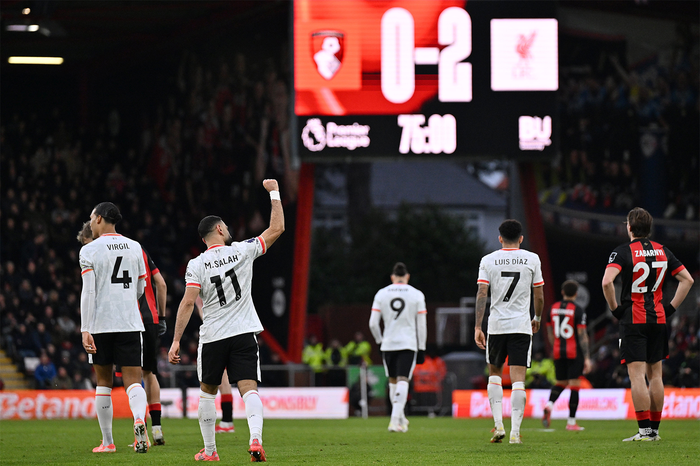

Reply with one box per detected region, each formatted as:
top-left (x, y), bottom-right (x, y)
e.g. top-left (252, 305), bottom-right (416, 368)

top-left (1, 417), bottom-right (699, 465)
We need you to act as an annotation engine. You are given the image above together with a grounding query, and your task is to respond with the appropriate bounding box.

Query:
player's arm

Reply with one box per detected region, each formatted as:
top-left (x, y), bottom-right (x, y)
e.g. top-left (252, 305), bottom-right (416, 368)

top-left (577, 326), bottom-right (592, 373)
top-left (417, 311), bottom-right (427, 351)
top-left (602, 267), bottom-right (621, 315)
top-left (474, 283), bottom-right (489, 350)
top-left (531, 285), bottom-right (544, 333)
top-left (369, 309), bottom-right (382, 345)
top-left (668, 268), bottom-right (694, 312)
top-left (546, 324), bottom-right (554, 355)
top-left (80, 269), bottom-right (97, 354)
top-left (168, 286), bottom-right (200, 364)
top-left (153, 271), bottom-right (167, 319)
top-left (259, 179), bottom-right (285, 249)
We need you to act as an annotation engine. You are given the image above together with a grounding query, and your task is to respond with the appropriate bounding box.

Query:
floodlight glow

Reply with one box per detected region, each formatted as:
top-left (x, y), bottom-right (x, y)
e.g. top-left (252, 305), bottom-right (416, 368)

top-left (8, 56), bottom-right (64, 65)
top-left (22, 8), bottom-right (31, 15)
top-left (28, 24), bottom-right (39, 32)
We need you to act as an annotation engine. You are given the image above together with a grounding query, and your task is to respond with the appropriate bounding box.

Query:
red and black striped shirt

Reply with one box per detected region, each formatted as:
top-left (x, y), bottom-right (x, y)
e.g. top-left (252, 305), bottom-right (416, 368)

top-left (606, 239), bottom-right (685, 325)
top-left (547, 299), bottom-right (586, 360)
top-left (139, 247), bottom-right (160, 325)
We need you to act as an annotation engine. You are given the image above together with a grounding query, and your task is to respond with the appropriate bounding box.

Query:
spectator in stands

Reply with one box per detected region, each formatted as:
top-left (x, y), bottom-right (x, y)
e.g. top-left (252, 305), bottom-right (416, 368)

top-left (526, 350), bottom-right (556, 389)
top-left (302, 334), bottom-right (325, 386)
top-left (324, 338), bottom-right (348, 387)
top-left (54, 366), bottom-right (73, 390)
top-left (345, 331), bottom-right (372, 366)
top-left (34, 353), bottom-right (57, 389)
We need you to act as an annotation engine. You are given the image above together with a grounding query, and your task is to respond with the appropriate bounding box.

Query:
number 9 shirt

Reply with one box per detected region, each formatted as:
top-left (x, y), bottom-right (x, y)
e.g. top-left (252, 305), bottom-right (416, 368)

top-left (185, 237), bottom-right (266, 344)
top-left (371, 284), bottom-right (427, 352)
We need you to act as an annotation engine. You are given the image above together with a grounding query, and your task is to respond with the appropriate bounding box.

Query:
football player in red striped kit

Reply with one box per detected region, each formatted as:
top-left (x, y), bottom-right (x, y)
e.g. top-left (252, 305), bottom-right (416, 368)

top-left (602, 207), bottom-right (694, 441)
top-left (542, 280), bottom-right (591, 431)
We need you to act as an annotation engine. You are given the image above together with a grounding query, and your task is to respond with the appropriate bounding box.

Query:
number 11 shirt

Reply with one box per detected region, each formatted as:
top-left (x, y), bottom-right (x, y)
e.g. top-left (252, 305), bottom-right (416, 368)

top-left (185, 237), bottom-right (266, 344)
top-left (477, 248), bottom-right (544, 335)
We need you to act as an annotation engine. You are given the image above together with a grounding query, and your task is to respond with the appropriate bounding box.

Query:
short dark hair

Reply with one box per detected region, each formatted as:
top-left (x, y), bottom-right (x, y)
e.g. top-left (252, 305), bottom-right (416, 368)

top-left (93, 202), bottom-right (122, 224)
top-left (499, 219), bottom-right (523, 242)
top-left (198, 215), bottom-right (223, 239)
top-left (76, 221), bottom-right (92, 245)
top-left (392, 262), bottom-right (408, 277)
top-left (627, 207), bottom-right (652, 238)
top-left (561, 280), bottom-right (578, 298)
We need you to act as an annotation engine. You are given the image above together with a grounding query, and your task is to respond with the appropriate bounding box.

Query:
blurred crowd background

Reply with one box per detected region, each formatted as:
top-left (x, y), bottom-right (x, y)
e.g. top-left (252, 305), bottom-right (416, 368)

top-left (0, 1), bottom-right (698, 395)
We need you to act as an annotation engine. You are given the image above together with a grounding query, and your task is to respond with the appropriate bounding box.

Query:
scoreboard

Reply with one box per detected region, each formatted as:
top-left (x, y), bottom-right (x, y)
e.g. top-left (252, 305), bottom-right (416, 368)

top-left (294, 0), bottom-right (558, 161)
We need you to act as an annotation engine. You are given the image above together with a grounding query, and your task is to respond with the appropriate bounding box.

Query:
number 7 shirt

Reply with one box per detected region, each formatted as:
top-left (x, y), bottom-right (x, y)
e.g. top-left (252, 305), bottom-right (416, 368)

top-left (477, 248), bottom-right (544, 335)
top-left (185, 237), bottom-right (266, 344)
top-left (606, 239), bottom-right (685, 325)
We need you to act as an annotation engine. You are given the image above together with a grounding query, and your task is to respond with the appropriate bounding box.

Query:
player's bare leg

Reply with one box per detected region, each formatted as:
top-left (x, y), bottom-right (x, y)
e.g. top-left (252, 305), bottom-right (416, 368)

top-left (216, 370), bottom-right (235, 433)
top-left (646, 362), bottom-right (664, 440)
top-left (143, 370), bottom-right (164, 445)
top-left (122, 366), bottom-right (149, 453)
top-left (487, 365), bottom-right (506, 442)
top-left (388, 376), bottom-right (409, 432)
top-left (624, 361), bottom-right (654, 441)
top-left (239, 380), bottom-right (266, 462)
top-left (197, 382), bottom-right (220, 460)
top-left (92, 364), bottom-right (116, 452)
top-left (509, 366), bottom-right (527, 444)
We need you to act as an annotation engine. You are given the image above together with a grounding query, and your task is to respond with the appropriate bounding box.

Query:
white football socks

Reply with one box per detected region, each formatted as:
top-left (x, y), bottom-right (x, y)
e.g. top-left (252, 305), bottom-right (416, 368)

top-left (243, 390), bottom-right (264, 445)
top-left (487, 376), bottom-right (504, 430)
top-left (95, 386), bottom-right (114, 445)
top-left (198, 390), bottom-right (217, 455)
top-left (511, 381), bottom-right (526, 435)
top-left (126, 383), bottom-right (148, 422)
top-left (389, 383), bottom-right (397, 405)
top-left (391, 380), bottom-right (409, 424)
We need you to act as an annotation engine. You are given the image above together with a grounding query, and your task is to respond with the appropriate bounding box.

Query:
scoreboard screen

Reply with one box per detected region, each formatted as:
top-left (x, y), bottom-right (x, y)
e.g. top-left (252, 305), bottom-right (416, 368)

top-left (294, 0), bottom-right (558, 161)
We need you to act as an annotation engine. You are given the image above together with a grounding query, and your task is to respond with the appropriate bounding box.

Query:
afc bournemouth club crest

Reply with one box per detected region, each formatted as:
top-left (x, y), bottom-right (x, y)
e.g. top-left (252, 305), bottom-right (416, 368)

top-left (312, 30), bottom-right (344, 80)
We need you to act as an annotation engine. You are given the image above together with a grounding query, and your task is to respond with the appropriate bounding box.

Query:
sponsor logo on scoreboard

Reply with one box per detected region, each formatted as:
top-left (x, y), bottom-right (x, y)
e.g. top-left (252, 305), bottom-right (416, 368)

top-left (301, 118), bottom-right (370, 152)
top-left (519, 115), bottom-right (552, 151)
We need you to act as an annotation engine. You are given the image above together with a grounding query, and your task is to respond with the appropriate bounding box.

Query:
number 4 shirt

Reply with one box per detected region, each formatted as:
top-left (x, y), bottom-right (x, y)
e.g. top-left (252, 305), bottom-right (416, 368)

top-left (477, 248), bottom-right (544, 335)
top-left (79, 233), bottom-right (146, 334)
top-left (185, 237), bottom-right (266, 344)
top-left (606, 239), bottom-right (685, 325)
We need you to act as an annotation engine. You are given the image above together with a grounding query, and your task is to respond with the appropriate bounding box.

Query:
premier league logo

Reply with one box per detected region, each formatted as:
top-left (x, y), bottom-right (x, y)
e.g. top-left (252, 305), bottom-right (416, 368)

top-left (312, 30), bottom-right (344, 80)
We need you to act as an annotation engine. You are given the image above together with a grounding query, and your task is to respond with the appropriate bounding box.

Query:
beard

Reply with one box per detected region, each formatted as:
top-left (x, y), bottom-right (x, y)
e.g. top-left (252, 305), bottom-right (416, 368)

top-left (225, 232), bottom-right (234, 246)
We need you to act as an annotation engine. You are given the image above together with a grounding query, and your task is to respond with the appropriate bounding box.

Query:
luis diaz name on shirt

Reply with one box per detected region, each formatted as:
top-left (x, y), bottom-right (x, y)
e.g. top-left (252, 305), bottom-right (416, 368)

top-left (494, 258), bottom-right (528, 266)
top-left (204, 254), bottom-right (239, 269)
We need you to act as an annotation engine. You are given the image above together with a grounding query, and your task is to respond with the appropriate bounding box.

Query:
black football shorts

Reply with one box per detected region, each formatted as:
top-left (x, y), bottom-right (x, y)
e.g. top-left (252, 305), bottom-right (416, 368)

top-left (620, 323), bottom-right (668, 364)
top-left (486, 333), bottom-right (532, 368)
top-left (554, 358), bottom-right (584, 381)
top-left (198, 332), bottom-right (261, 386)
top-left (382, 350), bottom-right (417, 379)
top-left (91, 331), bottom-right (142, 367)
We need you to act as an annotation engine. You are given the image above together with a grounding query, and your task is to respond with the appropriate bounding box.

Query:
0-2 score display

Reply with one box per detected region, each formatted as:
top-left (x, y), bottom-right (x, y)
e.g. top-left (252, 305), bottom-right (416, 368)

top-left (294, 0), bottom-right (559, 160)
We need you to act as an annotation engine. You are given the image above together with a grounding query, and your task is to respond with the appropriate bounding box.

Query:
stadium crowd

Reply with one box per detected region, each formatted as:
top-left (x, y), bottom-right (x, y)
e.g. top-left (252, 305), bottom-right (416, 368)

top-left (539, 34), bottom-right (699, 220)
top-left (0, 46), bottom-right (296, 389)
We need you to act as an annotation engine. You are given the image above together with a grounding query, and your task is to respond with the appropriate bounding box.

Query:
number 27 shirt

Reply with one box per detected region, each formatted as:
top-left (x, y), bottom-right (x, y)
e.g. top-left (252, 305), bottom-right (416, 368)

top-left (185, 237), bottom-right (266, 344)
top-left (606, 238), bottom-right (685, 325)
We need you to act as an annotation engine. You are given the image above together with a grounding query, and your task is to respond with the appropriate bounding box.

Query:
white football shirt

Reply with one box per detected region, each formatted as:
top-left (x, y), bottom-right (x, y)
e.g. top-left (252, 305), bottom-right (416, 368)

top-left (185, 237), bottom-right (266, 344)
top-left (477, 248), bottom-right (544, 335)
top-left (79, 233), bottom-right (147, 334)
top-left (371, 284), bottom-right (427, 351)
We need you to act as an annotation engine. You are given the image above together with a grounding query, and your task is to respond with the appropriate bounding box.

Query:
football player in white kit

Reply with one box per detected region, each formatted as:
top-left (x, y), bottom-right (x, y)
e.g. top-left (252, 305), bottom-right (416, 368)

top-left (369, 262), bottom-right (427, 433)
top-left (474, 219), bottom-right (544, 444)
top-left (79, 202), bottom-right (151, 454)
top-left (169, 179), bottom-right (284, 462)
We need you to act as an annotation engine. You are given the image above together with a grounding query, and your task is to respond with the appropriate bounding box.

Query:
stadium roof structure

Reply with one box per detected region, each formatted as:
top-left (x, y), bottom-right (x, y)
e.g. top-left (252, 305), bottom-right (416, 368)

top-left (0, 0), bottom-right (276, 71)
top-left (316, 161), bottom-right (506, 210)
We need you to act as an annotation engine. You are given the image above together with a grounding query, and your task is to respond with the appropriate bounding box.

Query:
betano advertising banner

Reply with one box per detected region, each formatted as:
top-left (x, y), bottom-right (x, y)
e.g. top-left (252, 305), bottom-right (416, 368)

top-left (452, 388), bottom-right (700, 420)
top-left (1, 387), bottom-right (349, 420)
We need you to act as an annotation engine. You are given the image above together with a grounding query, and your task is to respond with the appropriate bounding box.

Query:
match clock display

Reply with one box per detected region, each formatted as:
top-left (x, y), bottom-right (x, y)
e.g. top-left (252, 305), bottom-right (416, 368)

top-left (294, 0), bottom-right (559, 160)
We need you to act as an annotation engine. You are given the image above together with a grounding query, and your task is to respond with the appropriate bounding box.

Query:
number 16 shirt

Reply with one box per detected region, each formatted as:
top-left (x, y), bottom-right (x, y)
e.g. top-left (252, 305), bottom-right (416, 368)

top-left (477, 248), bottom-right (544, 335)
top-left (185, 237), bottom-right (266, 344)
